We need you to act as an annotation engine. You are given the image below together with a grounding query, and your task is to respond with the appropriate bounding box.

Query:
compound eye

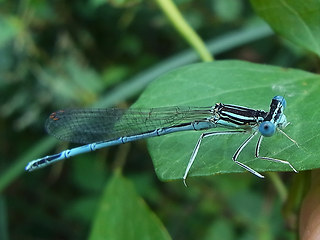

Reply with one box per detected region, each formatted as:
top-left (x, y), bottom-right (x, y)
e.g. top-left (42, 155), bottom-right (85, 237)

top-left (259, 121), bottom-right (276, 137)
top-left (273, 96), bottom-right (286, 109)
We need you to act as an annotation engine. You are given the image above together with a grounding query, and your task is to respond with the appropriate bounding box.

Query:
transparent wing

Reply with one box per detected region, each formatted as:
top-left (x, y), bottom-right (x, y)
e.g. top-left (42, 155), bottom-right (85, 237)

top-left (45, 107), bottom-right (213, 144)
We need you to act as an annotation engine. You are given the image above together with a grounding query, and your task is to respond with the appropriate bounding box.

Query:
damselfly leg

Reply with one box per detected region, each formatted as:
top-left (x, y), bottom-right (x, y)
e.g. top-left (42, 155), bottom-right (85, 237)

top-left (255, 135), bottom-right (298, 173)
top-left (183, 130), bottom-right (248, 186)
top-left (183, 127), bottom-right (298, 186)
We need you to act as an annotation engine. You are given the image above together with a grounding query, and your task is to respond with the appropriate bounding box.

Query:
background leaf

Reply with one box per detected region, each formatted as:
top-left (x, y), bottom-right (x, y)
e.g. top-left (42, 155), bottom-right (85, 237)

top-left (89, 172), bottom-right (171, 240)
top-left (250, 0), bottom-right (320, 57)
top-left (133, 60), bottom-right (320, 181)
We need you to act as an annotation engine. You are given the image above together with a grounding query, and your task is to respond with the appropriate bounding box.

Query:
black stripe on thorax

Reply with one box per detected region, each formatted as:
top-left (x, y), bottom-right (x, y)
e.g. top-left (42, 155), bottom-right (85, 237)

top-left (264, 99), bottom-right (283, 122)
top-left (215, 103), bottom-right (267, 125)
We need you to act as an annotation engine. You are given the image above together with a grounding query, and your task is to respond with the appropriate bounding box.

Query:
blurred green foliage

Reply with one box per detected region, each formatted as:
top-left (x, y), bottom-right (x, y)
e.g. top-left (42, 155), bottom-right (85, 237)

top-left (0, 0), bottom-right (318, 239)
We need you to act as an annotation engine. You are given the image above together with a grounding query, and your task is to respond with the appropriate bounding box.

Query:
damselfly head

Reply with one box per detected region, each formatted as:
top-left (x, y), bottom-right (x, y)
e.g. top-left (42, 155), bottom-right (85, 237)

top-left (259, 121), bottom-right (276, 137)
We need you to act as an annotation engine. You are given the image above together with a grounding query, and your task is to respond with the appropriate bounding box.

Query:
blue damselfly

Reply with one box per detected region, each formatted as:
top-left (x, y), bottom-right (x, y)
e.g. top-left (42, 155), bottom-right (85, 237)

top-left (25, 96), bottom-right (298, 184)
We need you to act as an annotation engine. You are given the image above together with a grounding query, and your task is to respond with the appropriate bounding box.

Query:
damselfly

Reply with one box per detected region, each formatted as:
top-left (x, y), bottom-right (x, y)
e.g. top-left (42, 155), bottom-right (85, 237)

top-left (25, 96), bottom-right (298, 184)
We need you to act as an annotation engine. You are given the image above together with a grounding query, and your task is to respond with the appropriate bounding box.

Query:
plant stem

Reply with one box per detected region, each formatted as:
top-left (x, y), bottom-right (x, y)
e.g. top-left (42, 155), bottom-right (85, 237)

top-left (267, 172), bottom-right (287, 202)
top-left (155, 0), bottom-right (213, 62)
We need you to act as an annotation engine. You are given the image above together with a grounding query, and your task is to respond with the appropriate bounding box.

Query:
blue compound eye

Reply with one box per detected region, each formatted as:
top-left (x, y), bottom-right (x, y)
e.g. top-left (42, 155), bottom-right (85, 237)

top-left (259, 121), bottom-right (276, 137)
top-left (273, 96), bottom-right (286, 109)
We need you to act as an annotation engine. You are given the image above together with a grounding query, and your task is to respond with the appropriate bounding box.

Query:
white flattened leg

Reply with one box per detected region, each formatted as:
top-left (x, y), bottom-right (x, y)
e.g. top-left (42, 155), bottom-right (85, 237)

top-left (232, 131), bottom-right (265, 178)
top-left (255, 135), bottom-right (298, 173)
top-left (183, 130), bottom-right (247, 186)
top-left (277, 128), bottom-right (299, 147)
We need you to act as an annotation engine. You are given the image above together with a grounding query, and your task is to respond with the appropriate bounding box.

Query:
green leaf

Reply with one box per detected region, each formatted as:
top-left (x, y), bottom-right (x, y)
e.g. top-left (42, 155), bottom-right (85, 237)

top-left (250, 0), bottom-right (320, 57)
top-left (133, 60), bottom-right (320, 181)
top-left (89, 172), bottom-right (171, 240)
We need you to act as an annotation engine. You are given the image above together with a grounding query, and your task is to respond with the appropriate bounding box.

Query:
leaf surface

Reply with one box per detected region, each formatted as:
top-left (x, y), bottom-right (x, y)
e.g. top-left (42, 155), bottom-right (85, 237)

top-left (89, 172), bottom-right (171, 240)
top-left (133, 60), bottom-right (320, 181)
top-left (251, 0), bottom-right (320, 57)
